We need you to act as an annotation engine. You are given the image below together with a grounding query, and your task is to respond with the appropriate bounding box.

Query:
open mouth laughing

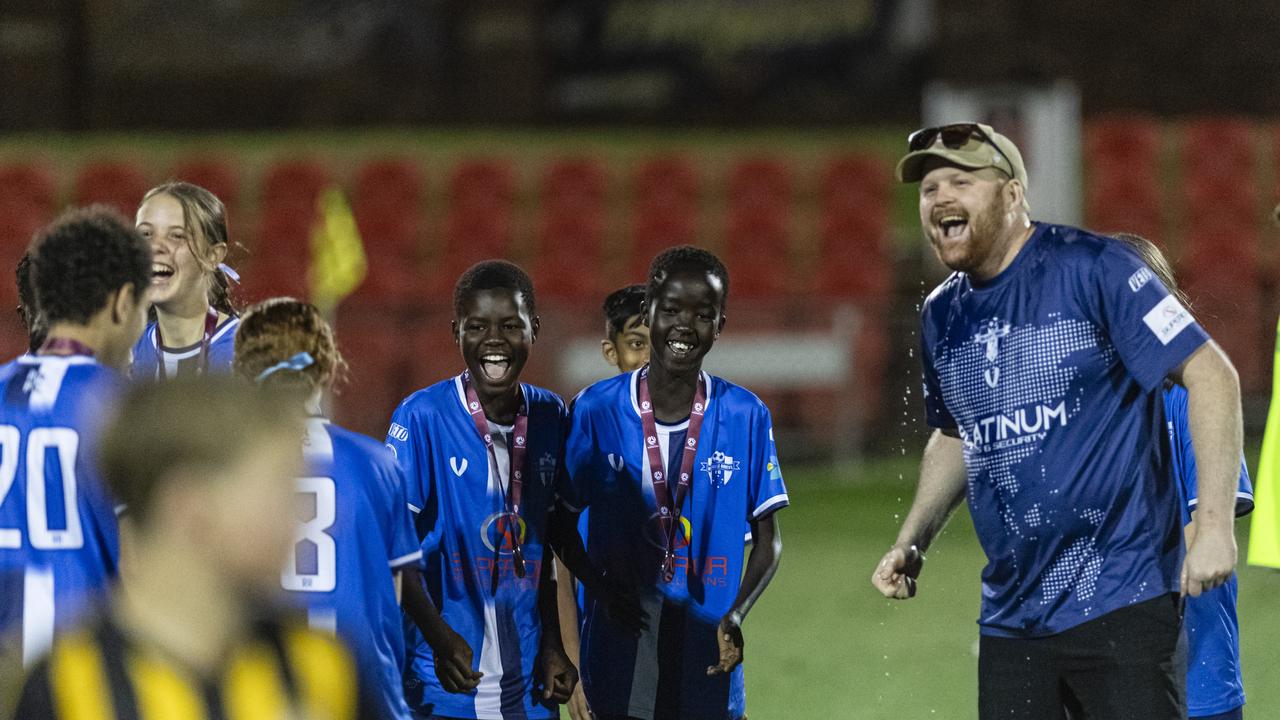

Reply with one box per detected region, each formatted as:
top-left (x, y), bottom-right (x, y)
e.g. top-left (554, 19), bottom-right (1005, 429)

top-left (479, 352), bottom-right (511, 381)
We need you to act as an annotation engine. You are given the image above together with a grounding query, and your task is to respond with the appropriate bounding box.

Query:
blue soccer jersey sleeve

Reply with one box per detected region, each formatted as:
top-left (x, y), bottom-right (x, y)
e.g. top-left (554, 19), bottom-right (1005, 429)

top-left (1165, 385), bottom-right (1254, 519)
top-left (386, 397), bottom-right (442, 555)
top-left (747, 403), bottom-right (789, 521)
top-left (920, 279), bottom-right (960, 430)
top-left (1091, 242), bottom-right (1209, 391)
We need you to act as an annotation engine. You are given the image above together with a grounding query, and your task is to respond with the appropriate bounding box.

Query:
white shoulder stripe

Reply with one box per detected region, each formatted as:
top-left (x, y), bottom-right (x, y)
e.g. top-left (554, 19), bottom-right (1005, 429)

top-left (752, 493), bottom-right (790, 518)
top-left (389, 550), bottom-right (423, 569)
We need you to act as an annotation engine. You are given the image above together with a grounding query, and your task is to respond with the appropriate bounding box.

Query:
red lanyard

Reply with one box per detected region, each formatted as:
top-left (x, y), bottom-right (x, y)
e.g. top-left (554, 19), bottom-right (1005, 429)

top-left (637, 365), bottom-right (708, 583)
top-left (37, 338), bottom-right (95, 357)
top-left (461, 371), bottom-right (529, 579)
top-left (155, 309), bottom-right (219, 379)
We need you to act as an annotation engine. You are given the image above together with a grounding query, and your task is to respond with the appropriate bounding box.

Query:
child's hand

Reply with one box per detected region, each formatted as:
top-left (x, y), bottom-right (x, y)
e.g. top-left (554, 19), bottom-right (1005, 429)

top-left (706, 615), bottom-right (744, 676)
top-left (537, 644), bottom-right (579, 703)
top-left (429, 625), bottom-right (483, 693)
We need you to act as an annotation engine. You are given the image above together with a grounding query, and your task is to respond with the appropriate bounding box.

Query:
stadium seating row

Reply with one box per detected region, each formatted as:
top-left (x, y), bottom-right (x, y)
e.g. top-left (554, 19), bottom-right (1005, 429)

top-left (0, 154), bottom-right (894, 308)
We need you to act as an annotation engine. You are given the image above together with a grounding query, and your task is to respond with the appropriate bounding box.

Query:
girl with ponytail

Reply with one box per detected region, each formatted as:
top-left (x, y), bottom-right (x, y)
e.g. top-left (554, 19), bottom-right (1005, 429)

top-left (132, 181), bottom-right (240, 379)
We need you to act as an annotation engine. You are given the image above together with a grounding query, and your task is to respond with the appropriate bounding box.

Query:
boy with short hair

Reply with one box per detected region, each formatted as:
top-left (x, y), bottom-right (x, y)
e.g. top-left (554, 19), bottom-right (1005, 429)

top-left (0, 208), bottom-right (150, 668)
top-left (386, 260), bottom-right (576, 720)
top-left (556, 246), bottom-right (788, 720)
top-left (601, 284), bottom-right (650, 373)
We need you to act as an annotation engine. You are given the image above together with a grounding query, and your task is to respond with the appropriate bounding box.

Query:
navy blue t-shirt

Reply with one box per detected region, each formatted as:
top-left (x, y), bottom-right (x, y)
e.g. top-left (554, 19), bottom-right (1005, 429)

top-left (920, 222), bottom-right (1209, 637)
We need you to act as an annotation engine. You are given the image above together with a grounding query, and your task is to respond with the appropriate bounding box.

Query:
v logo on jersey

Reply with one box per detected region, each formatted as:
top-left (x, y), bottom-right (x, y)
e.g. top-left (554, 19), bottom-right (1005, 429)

top-left (450, 457), bottom-right (469, 476)
top-left (608, 453), bottom-right (625, 472)
top-left (984, 367), bottom-right (1000, 389)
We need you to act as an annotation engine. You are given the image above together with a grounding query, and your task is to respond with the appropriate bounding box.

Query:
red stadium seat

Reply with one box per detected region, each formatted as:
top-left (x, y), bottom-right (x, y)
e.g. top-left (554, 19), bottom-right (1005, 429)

top-left (261, 159), bottom-right (332, 209)
top-left (628, 212), bottom-right (698, 278)
top-left (1182, 118), bottom-right (1256, 180)
top-left (350, 159), bottom-right (426, 307)
top-left (73, 161), bottom-right (149, 216)
top-left (633, 156), bottom-right (699, 214)
top-left (722, 214), bottom-right (792, 299)
top-left (1085, 116), bottom-right (1161, 167)
top-left (819, 154), bottom-right (891, 216)
top-left (249, 160), bottom-right (332, 294)
top-left (532, 213), bottom-right (607, 300)
top-left (332, 309), bottom-right (411, 437)
top-left (814, 212), bottom-right (892, 299)
top-left (726, 157), bottom-right (793, 212)
top-left (448, 159), bottom-right (515, 213)
top-left (170, 158), bottom-right (240, 207)
top-left (0, 163), bottom-right (57, 209)
top-left (1179, 222), bottom-right (1265, 391)
top-left (542, 157), bottom-right (607, 215)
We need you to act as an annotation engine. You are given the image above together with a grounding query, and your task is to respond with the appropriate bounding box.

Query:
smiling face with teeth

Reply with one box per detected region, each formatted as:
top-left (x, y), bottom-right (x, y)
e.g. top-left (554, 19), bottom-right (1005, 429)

top-left (918, 161), bottom-right (1029, 282)
top-left (135, 193), bottom-right (226, 314)
top-left (645, 264), bottom-right (726, 377)
top-left (453, 287), bottom-right (538, 414)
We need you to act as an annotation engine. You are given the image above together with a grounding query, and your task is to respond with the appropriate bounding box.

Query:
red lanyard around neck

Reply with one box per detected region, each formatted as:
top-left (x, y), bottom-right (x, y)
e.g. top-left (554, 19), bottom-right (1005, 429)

top-left (461, 371), bottom-right (529, 580)
top-left (636, 365), bottom-right (708, 583)
top-left (155, 308), bottom-right (219, 380)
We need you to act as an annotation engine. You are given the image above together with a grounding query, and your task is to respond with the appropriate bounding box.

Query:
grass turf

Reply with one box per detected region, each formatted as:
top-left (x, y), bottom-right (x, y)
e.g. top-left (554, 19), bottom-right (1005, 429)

top-left (739, 459), bottom-right (1279, 719)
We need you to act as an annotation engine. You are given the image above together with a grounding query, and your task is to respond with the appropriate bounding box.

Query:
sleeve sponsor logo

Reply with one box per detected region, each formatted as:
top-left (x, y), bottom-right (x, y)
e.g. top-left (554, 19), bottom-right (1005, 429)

top-left (1142, 295), bottom-right (1194, 345)
top-left (388, 422), bottom-right (410, 442)
top-left (1127, 267), bottom-right (1155, 292)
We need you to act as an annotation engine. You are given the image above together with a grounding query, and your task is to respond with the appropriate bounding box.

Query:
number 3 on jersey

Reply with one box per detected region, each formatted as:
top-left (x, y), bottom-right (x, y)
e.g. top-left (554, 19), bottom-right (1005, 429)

top-left (282, 476), bottom-right (337, 592)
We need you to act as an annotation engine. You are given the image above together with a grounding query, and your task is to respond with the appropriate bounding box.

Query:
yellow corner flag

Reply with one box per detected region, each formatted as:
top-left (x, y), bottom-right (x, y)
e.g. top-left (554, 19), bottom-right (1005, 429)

top-left (1248, 315), bottom-right (1280, 568)
top-left (309, 186), bottom-right (367, 312)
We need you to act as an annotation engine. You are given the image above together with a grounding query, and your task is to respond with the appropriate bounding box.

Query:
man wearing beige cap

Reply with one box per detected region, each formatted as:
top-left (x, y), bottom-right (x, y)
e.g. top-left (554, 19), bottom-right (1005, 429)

top-left (870, 123), bottom-right (1244, 719)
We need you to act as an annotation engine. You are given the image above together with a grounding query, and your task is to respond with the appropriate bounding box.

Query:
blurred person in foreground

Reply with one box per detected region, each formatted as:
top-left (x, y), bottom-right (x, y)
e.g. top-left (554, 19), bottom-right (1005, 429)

top-left (872, 123), bottom-right (1243, 719)
top-left (234, 297), bottom-right (428, 720)
top-left (9, 376), bottom-right (370, 719)
top-left (0, 208), bottom-right (150, 670)
top-left (1108, 233), bottom-right (1251, 720)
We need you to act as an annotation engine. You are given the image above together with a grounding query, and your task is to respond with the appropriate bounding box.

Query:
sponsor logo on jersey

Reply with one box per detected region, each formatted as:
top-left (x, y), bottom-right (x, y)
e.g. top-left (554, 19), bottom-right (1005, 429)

top-left (388, 423), bottom-right (409, 442)
top-left (1128, 266), bottom-right (1155, 292)
top-left (1143, 295), bottom-right (1193, 346)
top-left (973, 318), bottom-right (1011, 388)
top-left (701, 451), bottom-right (741, 487)
top-left (480, 511), bottom-right (527, 553)
top-left (607, 453), bottom-right (625, 472)
top-left (963, 400), bottom-right (1069, 452)
top-left (450, 456), bottom-right (469, 476)
top-left (641, 511), bottom-right (692, 550)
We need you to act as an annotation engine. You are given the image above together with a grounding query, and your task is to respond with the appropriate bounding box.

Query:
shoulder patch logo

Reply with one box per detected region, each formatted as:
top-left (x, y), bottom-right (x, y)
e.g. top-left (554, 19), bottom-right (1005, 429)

top-left (388, 423), bottom-right (409, 442)
top-left (450, 457), bottom-right (469, 477)
top-left (1142, 295), bottom-right (1194, 345)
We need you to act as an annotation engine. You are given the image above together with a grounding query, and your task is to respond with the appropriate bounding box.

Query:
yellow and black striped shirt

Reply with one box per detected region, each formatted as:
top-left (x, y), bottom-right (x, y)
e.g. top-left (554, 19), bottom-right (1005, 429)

top-left (10, 617), bottom-right (367, 720)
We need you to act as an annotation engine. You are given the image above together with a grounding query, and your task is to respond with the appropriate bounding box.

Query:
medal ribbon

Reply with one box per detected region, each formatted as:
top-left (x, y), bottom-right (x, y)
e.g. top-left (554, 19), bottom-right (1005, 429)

top-left (461, 371), bottom-right (529, 580)
top-left (156, 308), bottom-right (220, 379)
top-left (637, 365), bottom-right (707, 583)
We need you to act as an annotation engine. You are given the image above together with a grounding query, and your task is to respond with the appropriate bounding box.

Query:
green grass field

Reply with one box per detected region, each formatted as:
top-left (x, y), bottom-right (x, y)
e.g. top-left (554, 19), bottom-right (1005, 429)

top-left (740, 459), bottom-right (1280, 719)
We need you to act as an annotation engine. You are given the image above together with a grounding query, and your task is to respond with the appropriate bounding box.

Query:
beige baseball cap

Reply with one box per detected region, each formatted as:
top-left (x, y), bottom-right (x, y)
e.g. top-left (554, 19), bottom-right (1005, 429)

top-left (895, 123), bottom-right (1028, 189)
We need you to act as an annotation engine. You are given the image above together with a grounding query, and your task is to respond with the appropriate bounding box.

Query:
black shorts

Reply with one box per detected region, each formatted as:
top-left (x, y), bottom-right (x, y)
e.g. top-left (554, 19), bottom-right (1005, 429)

top-left (979, 593), bottom-right (1186, 720)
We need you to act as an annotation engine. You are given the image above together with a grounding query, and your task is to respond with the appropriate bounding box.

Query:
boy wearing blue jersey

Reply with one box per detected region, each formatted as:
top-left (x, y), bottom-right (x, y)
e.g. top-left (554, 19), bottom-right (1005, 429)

top-left (557, 284), bottom-right (651, 720)
top-left (234, 298), bottom-right (426, 720)
top-left (1112, 233), bottom-right (1252, 720)
top-left (0, 208), bottom-right (151, 667)
top-left (555, 246), bottom-right (788, 720)
top-left (132, 182), bottom-right (240, 380)
top-left (387, 260), bottom-right (577, 720)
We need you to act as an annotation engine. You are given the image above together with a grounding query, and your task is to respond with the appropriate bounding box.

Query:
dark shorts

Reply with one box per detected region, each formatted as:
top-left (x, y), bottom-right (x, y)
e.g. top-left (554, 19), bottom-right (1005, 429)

top-left (980, 593), bottom-right (1186, 720)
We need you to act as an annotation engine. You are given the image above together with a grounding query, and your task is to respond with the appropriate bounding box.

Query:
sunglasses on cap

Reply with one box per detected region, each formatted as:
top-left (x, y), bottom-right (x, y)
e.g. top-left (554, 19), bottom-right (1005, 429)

top-left (906, 123), bottom-right (1015, 179)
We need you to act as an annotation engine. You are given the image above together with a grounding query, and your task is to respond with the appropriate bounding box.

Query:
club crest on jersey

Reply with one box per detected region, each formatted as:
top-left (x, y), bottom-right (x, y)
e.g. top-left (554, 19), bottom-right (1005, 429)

top-left (537, 452), bottom-right (557, 486)
top-left (480, 511), bottom-right (527, 553)
top-left (450, 457), bottom-right (469, 476)
top-left (701, 451), bottom-right (741, 488)
top-left (973, 318), bottom-right (1011, 388)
